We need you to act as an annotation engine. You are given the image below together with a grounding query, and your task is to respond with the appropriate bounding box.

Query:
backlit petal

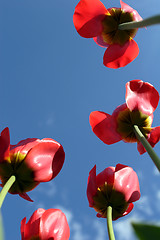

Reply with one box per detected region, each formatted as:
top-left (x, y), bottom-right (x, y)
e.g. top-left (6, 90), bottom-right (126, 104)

top-left (73, 0), bottom-right (107, 38)
top-left (103, 39), bottom-right (139, 68)
top-left (126, 80), bottom-right (159, 115)
top-left (89, 111), bottom-right (121, 144)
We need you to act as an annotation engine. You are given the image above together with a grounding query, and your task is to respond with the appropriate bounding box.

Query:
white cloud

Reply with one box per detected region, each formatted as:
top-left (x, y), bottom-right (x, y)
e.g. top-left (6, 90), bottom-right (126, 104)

top-left (114, 214), bottom-right (141, 240)
top-left (137, 196), bottom-right (153, 216)
top-left (153, 166), bottom-right (159, 176)
top-left (93, 220), bottom-right (106, 240)
top-left (72, 222), bottom-right (89, 240)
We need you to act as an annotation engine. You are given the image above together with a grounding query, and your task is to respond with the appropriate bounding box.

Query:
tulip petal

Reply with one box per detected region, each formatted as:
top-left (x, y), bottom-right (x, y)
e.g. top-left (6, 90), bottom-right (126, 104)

top-left (87, 165), bottom-right (97, 207)
top-left (73, 0), bottom-right (107, 38)
top-left (114, 165), bottom-right (140, 203)
top-left (40, 209), bottom-right (70, 240)
top-left (0, 127), bottom-right (10, 161)
top-left (120, 0), bottom-right (142, 21)
top-left (10, 138), bottom-right (40, 156)
top-left (96, 167), bottom-right (115, 187)
top-left (126, 80), bottom-right (159, 116)
top-left (21, 208), bottom-right (45, 240)
top-left (103, 39), bottom-right (139, 68)
top-left (137, 126), bottom-right (160, 154)
top-left (93, 35), bottom-right (109, 47)
top-left (19, 192), bottom-right (34, 202)
top-left (89, 111), bottom-right (121, 144)
top-left (122, 203), bottom-right (134, 217)
top-left (25, 139), bottom-right (65, 182)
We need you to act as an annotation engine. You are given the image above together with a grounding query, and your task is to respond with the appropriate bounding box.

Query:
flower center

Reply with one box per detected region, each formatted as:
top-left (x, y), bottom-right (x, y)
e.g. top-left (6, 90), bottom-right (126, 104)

top-left (93, 183), bottom-right (129, 220)
top-left (101, 8), bottom-right (137, 45)
top-left (0, 152), bottom-right (38, 194)
top-left (117, 109), bottom-right (152, 142)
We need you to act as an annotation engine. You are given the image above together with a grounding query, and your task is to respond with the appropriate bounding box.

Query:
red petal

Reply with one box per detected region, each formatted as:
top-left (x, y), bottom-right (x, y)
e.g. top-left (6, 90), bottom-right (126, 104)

top-left (103, 39), bottom-right (139, 68)
top-left (89, 111), bottom-right (121, 144)
top-left (25, 139), bottom-right (65, 182)
top-left (122, 203), bottom-right (134, 217)
top-left (114, 165), bottom-right (140, 203)
top-left (120, 0), bottom-right (142, 21)
top-left (137, 126), bottom-right (160, 154)
top-left (40, 209), bottom-right (70, 240)
top-left (10, 138), bottom-right (40, 156)
top-left (87, 165), bottom-right (97, 207)
top-left (126, 80), bottom-right (159, 115)
top-left (73, 0), bottom-right (107, 38)
top-left (96, 167), bottom-right (115, 187)
top-left (19, 192), bottom-right (34, 202)
top-left (21, 208), bottom-right (45, 239)
top-left (0, 127), bottom-right (10, 161)
top-left (93, 35), bottom-right (109, 47)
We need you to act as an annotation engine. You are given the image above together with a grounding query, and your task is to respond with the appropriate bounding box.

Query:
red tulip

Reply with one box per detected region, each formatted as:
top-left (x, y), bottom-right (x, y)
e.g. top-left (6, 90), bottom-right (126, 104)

top-left (73, 0), bottom-right (142, 68)
top-left (89, 80), bottom-right (160, 154)
top-left (87, 164), bottom-right (140, 220)
top-left (21, 208), bottom-right (70, 240)
top-left (0, 128), bottom-right (65, 201)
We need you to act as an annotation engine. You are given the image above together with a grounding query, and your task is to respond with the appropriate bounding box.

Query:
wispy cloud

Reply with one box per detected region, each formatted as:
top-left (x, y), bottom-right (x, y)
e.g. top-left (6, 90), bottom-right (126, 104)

top-left (114, 214), bottom-right (141, 240)
top-left (137, 195), bottom-right (153, 216)
top-left (93, 220), bottom-right (106, 240)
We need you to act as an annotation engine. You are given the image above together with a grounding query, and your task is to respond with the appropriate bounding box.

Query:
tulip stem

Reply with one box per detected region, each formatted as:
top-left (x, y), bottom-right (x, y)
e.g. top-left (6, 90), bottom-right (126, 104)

top-left (133, 125), bottom-right (160, 172)
top-left (0, 175), bottom-right (16, 208)
top-left (118, 14), bottom-right (160, 30)
top-left (107, 206), bottom-right (115, 240)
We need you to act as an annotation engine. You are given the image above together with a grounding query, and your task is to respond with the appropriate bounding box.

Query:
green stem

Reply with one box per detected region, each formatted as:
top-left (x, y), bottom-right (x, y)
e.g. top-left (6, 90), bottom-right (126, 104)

top-left (0, 176), bottom-right (16, 208)
top-left (107, 206), bottom-right (115, 240)
top-left (133, 125), bottom-right (160, 172)
top-left (118, 14), bottom-right (160, 30)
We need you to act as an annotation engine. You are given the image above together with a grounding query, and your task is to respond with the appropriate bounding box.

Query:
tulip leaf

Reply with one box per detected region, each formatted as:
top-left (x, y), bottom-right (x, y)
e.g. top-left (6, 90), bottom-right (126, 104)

top-left (132, 222), bottom-right (160, 240)
top-left (0, 211), bottom-right (4, 240)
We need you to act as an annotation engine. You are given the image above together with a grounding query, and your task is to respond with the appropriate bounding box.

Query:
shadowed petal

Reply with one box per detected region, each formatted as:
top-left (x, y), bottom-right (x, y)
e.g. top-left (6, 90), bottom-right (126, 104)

top-left (103, 39), bottom-right (139, 68)
top-left (87, 165), bottom-right (97, 207)
top-left (93, 35), bottom-right (109, 47)
top-left (19, 192), bottom-right (34, 202)
top-left (73, 0), bottom-right (107, 38)
top-left (89, 111), bottom-right (121, 144)
top-left (126, 80), bottom-right (159, 115)
top-left (120, 0), bottom-right (142, 21)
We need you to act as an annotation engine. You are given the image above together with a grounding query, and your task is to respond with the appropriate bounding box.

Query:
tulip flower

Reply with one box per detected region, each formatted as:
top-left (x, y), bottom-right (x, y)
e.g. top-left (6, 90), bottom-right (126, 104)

top-left (0, 127), bottom-right (65, 201)
top-left (73, 0), bottom-right (142, 68)
top-left (21, 208), bottom-right (70, 240)
top-left (89, 80), bottom-right (160, 155)
top-left (87, 164), bottom-right (140, 220)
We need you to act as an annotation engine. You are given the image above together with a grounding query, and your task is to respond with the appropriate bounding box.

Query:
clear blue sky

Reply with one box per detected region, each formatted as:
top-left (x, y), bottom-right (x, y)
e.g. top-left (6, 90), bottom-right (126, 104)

top-left (0, 0), bottom-right (160, 239)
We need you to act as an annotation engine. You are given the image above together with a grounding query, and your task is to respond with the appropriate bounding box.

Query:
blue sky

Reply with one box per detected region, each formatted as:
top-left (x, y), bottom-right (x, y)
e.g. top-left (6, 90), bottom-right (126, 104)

top-left (0, 0), bottom-right (160, 239)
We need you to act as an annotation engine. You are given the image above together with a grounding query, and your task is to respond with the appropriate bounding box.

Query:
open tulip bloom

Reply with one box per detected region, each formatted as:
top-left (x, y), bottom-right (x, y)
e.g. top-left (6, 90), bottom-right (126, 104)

top-left (0, 127), bottom-right (65, 203)
top-left (73, 0), bottom-right (142, 68)
top-left (90, 80), bottom-right (160, 170)
top-left (21, 208), bottom-right (70, 240)
top-left (87, 164), bottom-right (140, 239)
